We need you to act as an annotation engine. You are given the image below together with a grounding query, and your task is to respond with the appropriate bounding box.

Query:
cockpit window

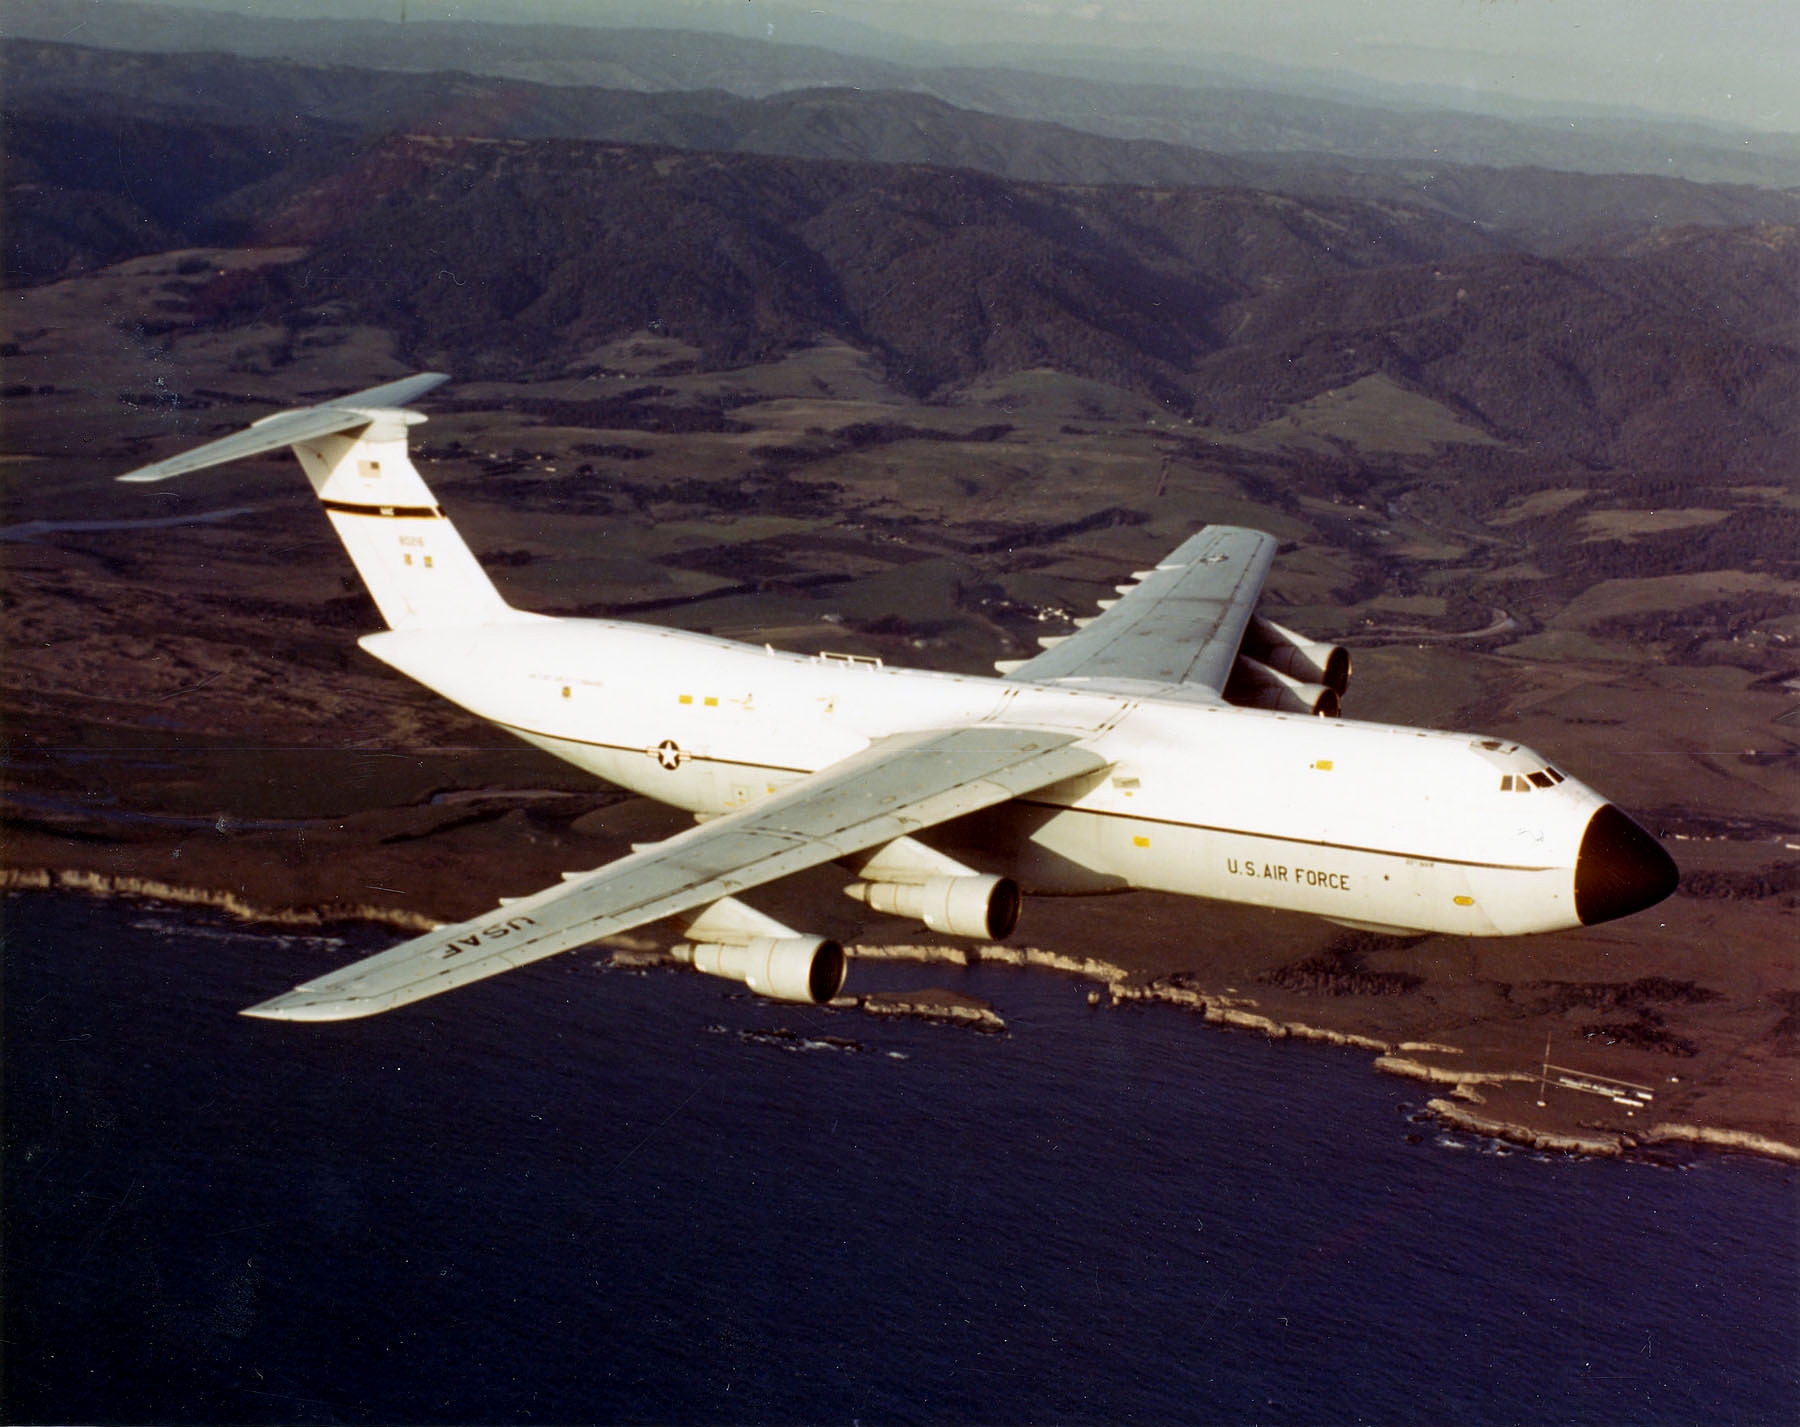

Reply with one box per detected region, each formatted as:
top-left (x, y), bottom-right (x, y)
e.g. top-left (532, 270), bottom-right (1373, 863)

top-left (1500, 767), bottom-right (1565, 793)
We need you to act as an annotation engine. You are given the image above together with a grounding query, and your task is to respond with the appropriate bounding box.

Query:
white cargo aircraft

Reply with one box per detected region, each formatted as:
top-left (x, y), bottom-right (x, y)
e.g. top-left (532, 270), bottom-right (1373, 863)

top-left (120, 375), bottom-right (1678, 1021)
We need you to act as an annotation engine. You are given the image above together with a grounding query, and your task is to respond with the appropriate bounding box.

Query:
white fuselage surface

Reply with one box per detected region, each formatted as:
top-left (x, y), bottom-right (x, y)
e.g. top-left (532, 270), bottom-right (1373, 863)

top-left (365, 617), bottom-right (1613, 938)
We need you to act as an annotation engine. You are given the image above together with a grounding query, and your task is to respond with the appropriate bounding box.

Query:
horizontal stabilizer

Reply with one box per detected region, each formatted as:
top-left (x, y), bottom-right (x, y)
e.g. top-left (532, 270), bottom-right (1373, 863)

top-left (310, 372), bottom-right (453, 410)
top-left (117, 373), bottom-right (450, 483)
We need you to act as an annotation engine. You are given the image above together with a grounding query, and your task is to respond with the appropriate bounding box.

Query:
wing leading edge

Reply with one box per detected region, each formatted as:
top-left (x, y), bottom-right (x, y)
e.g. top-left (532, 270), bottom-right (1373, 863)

top-left (243, 725), bottom-right (1109, 1021)
top-left (1002, 526), bottom-right (1277, 696)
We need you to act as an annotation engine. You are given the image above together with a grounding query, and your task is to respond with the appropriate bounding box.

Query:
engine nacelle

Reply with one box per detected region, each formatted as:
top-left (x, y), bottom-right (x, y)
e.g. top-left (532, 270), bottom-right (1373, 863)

top-left (1243, 614), bottom-right (1350, 696)
top-left (844, 874), bottom-right (1021, 940)
top-left (676, 936), bottom-right (847, 1004)
top-left (1226, 655), bottom-right (1340, 717)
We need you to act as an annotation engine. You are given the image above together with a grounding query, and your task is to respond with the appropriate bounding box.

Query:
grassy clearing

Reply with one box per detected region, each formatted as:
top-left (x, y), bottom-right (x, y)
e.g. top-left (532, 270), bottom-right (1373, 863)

top-left (1550, 572), bottom-right (1800, 628)
top-left (559, 331), bottom-right (704, 376)
top-left (957, 368), bottom-right (1171, 425)
top-left (1501, 630), bottom-right (1639, 663)
top-left (1363, 594), bottom-right (1449, 617)
top-left (1576, 508), bottom-right (1732, 540)
top-left (1475, 562), bottom-right (1553, 583)
top-left (1729, 485), bottom-right (1800, 510)
top-left (1488, 488), bottom-right (1591, 526)
top-left (1240, 374), bottom-right (1502, 456)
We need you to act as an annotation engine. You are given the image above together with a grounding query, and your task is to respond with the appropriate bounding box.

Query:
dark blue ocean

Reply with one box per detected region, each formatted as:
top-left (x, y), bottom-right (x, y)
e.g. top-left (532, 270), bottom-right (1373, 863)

top-left (5, 892), bottom-right (1796, 1425)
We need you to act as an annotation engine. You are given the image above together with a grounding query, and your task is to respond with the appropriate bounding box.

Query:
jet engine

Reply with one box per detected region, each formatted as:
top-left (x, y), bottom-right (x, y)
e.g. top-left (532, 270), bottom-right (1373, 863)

top-left (675, 936), bottom-right (846, 1004)
top-left (842, 836), bottom-right (1023, 939)
top-left (673, 896), bottom-right (847, 1003)
top-left (1225, 656), bottom-right (1341, 717)
top-left (843, 873), bottom-right (1021, 939)
top-left (1241, 614), bottom-right (1351, 696)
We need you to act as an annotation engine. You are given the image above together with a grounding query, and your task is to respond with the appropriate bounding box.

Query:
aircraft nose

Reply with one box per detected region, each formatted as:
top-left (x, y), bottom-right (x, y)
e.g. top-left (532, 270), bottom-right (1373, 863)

top-left (1574, 804), bottom-right (1680, 925)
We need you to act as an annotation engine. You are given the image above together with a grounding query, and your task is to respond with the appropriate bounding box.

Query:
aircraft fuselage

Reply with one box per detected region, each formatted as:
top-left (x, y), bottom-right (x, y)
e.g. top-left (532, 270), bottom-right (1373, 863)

top-left (362, 616), bottom-right (1661, 939)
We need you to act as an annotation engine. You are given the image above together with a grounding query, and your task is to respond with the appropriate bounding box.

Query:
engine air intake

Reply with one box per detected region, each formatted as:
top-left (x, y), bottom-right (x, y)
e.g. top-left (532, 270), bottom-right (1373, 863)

top-left (845, 873), bottom-right (1021, 940)
top-left (676, 936), bottom-right (847, 1004)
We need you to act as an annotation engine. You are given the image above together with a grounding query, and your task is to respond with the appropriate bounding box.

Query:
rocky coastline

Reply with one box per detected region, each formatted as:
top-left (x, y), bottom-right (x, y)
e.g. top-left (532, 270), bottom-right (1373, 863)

top-left (855, 939), bottom-right (1800, 1164)
top-left (6, 870), bottom-right (1797, 1167)
top-left (1, 866), bottom-right (439, 931)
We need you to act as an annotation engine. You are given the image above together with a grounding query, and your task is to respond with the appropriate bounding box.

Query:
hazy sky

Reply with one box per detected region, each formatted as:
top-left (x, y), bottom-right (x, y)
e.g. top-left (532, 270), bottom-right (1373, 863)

top-left (781, 0), bottom-right (1796, 128)
top-left (166, 1), bottom-right (1800, 130)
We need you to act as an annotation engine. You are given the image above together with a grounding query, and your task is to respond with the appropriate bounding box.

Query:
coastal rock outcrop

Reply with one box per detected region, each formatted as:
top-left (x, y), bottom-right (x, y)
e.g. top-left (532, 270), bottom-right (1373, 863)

top-left (1373, 1055), bottom-right (1535, 1089)
top-left (858, 988), bottom-right (1005, 1032)
top-left (1643, 1122), bottom-right (1800, 1163)
top-left (1108, 978), bottom-right (1393, 1050)
top-left (1426, 1098), bottom-right (1627, 1157)
top-left (1, 867), bottom-right (439, 932)
top-left (849, 943), bottom-right (1129, 982)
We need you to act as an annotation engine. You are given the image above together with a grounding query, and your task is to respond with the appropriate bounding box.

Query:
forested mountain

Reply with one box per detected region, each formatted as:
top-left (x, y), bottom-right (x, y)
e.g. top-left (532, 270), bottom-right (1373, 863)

top-left (15, 105), bottom-right (1791, 481)
top-left (5, 104), bottom-right (354, 281)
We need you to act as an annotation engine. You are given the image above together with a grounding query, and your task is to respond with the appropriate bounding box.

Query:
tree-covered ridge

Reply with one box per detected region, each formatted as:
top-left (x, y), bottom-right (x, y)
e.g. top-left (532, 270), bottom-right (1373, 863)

top-left (182, 135), bottom-right (1794, 479)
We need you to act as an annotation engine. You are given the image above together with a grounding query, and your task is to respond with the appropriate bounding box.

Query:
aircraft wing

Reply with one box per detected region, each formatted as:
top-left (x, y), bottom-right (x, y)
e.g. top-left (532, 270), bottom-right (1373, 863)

top-left (1001, 525), bottom-right (1277, 697)
top-left (242, 724), bottom-right (1108, 1021)
top-left (117, 373), bottom-right (451, 483)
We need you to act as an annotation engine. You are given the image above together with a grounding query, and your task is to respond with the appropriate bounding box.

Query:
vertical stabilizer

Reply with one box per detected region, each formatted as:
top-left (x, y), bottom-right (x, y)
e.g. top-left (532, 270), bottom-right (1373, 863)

top-left (292, 416), bottom-right (520, 631)
top-left (117, 375), bottom-right (539, 632)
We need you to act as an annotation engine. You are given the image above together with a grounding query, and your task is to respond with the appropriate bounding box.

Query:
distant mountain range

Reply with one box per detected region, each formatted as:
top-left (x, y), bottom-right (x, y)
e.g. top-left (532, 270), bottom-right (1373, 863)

top-left (5, 0), bottom-right (1798, 188)
top-left (8, 39), bottom-right (1799, 259)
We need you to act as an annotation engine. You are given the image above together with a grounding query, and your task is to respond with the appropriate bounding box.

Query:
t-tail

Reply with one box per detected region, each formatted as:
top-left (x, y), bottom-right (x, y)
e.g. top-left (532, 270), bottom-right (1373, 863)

top-left (118, 374), bottom-right (538, 631)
